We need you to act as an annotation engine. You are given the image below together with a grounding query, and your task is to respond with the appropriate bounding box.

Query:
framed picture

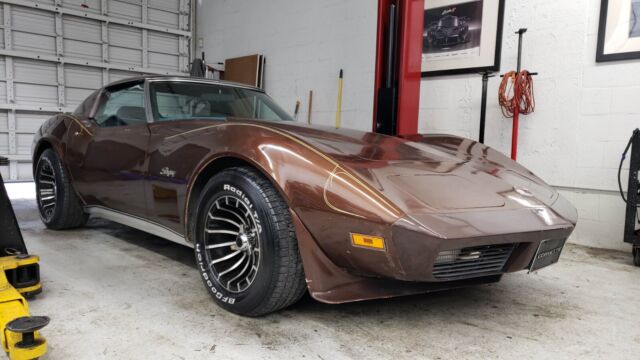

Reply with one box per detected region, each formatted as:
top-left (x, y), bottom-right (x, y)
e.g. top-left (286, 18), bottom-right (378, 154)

top-left (596, 0), bottom-right (640, 62)
top-left (422, 0), bottom-right (505, 77)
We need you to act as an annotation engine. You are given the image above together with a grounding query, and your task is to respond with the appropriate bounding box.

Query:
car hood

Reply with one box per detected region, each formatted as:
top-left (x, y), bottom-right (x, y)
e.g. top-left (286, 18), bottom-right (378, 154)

top-left (262, 121), bottom-right (571, 220)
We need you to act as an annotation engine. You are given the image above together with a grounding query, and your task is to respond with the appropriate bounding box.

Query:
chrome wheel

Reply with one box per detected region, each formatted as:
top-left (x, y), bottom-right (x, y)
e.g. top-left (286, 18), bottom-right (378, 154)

top-left (203, 195), bottom-right (261, 293)
top-left (37, 158), bottom-right (57, 221)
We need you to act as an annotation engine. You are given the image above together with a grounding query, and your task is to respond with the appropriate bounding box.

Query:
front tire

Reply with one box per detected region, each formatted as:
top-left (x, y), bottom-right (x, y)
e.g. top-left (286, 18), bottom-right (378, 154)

top-left (194, 167), bottom-right (306, 316)
top-left (35, 149), bottom-right (88, 230)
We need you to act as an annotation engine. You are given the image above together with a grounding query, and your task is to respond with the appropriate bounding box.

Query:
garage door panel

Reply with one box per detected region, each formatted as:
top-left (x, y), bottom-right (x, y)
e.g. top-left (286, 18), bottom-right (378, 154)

top-left (0, 112), bottom-right (7, 132)
top-left (149, 0), bottom-right (180, 13)
top-left (65, 65), bottom-right (102, 89)
top-left (0, 81), bottom-right (8, 100)
top-left (148, 7), bottom-right (179, 28)
top-left (0, 133), bottom-right (8, 155)
top-left (15, 112), bottom-right (51, 133)
top-left (149, 32), bottom-right (178, 54)
top-left (108, 24), bottom-right (142, 49)
top-left (16, 133), bottom-right (34, 155)
top-left (62, 0), bottom-right (102, 14)
top-left (0, 165), bottom-right (8, 179)
top-left (12, 6), bottom-right (55, 34)
top-left (66, 87), bottom-right (94, 108)
top-left (12, 31), bottom-right (56, 54)
top-left (108, 0), bottom-right (142, 22)
top-left (109, 69), bottom-right (144, 82)
top-left (0, 0), bottom-right (191, 180)
top-left (63, 16), bottom-right (101, 43)
top-left (149, 51), bottom-right (178, 70)
top-left (14, 59), bottom-right (57, 86)
top-left (64, 39), bottom-right (102, 62)
top-left (14, 83), bottom-right (58, 106)
top-left (109, 46), bottom-right (142, 67)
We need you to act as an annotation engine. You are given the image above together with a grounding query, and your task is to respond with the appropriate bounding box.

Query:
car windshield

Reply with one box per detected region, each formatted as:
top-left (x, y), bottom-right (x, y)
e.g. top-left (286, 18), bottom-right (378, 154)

top-left (149, 81), bottom-right (293, 122)
top-left (439, 16), bottom-right (458, 27)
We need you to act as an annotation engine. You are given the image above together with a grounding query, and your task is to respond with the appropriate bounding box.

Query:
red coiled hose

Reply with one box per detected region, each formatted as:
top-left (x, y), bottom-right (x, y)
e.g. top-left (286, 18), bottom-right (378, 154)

top-left (498, 70), bottom-right (535, 118)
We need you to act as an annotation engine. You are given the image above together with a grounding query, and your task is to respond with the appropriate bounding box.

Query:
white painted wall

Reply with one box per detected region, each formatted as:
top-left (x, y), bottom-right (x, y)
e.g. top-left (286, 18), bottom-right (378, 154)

top-left (196, 0), bottom-right (378, 131)
top-left (421, 0), bottom-right (640, 251)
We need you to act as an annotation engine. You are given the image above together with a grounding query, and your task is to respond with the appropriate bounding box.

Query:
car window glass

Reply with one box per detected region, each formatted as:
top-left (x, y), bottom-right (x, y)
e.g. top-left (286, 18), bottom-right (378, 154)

top-left (94, 83), bottom-right (146, 127)
top-left (150, 82), bottom-right (293, 122)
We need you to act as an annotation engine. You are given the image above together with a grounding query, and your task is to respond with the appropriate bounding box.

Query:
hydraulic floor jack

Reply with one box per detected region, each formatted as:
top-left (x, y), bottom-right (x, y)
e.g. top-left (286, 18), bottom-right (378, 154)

top-left (621, 130), bottom-right (640, 266)
top-left (0, 157), bottom-right (48, 360)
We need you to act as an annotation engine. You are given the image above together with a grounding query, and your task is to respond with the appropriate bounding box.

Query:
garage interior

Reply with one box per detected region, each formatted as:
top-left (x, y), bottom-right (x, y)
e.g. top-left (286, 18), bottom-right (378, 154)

top-left (0, 0), bottom-right (639, 359)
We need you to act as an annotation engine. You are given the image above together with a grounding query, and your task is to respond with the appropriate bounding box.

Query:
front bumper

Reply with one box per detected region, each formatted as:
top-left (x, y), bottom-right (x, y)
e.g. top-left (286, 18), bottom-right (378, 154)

top-left (338, 205), bottom-right (575, 283)
top-left (293, 204), bottom-right (575, 304)
top-left (390, 219), bottom-right (573, 282)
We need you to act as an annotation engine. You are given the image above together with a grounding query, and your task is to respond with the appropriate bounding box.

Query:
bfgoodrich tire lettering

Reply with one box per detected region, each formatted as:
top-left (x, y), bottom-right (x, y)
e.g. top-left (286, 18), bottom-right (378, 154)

top-left (35, 149), bottom-right (88, 230)
top-left (194, 167), bottom-right (306, 316)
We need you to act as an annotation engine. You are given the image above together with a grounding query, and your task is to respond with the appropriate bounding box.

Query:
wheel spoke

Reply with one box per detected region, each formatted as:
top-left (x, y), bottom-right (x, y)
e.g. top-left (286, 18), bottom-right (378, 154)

top-left (226, 256), bottom-right (251, 288)
top-left (208, 213), bottom-right (242, 229)
top-left (205, 229), bottom-right (239, 236)
top-left (215, 202), bottom-right (248, 228)
top-left (205, 242), bottom-right (236, 250)
top-left (218, 253), bottom-right (247, 278)
top-left (210, 250), bottom-right (241, 265)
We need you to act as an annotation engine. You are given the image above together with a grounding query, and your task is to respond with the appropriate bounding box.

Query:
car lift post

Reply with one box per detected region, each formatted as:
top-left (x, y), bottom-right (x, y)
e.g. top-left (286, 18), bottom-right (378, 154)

top-left (0, 157), bottom-right (48, 360)
top-left (373, 0), bottom-right (423, 136)
top-left (623, 130), bottom-right (640, 266)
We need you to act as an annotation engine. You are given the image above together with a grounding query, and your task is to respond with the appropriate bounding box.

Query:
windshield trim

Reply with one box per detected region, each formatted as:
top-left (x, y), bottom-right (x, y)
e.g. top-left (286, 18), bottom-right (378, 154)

top-left (146, 77), bottom-right (264, 93)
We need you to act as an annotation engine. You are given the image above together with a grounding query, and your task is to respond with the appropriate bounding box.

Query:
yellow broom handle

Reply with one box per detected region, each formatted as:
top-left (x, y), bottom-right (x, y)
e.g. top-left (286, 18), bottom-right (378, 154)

top-left (335, 69), bottom-right (343, 129)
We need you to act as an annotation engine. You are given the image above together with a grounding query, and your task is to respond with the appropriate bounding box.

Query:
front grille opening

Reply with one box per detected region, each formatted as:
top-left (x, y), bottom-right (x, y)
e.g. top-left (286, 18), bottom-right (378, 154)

top-left (433, 243), bottom-right (516, 280)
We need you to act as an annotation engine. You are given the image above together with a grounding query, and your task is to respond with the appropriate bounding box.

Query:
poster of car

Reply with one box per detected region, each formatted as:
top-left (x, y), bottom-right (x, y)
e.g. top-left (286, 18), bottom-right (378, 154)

top-left (597, 0), bottom-right (640, 62)
top-left (422, 0), bottom-right (505, 77)
top-left (424, 2), bottom-right (483, 60)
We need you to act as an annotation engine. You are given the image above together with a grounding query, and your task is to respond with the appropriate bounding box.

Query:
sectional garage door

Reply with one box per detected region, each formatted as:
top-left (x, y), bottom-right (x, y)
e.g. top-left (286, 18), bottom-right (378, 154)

top-left (0, 0), bottom-right (192, 180)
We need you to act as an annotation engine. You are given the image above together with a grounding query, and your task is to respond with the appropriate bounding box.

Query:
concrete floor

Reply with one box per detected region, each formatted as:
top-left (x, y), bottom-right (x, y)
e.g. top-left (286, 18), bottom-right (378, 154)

top-left (5, 184), bottom-right (640, 359)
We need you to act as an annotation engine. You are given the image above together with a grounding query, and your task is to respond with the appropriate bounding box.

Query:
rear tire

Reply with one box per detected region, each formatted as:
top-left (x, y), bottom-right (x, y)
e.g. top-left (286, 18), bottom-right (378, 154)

top-left (35, 149), bottom-right (88, 230)
top-left (634, 246), bottom-right (640, 267)
top-left (193, 167), bottom-right (306, 316)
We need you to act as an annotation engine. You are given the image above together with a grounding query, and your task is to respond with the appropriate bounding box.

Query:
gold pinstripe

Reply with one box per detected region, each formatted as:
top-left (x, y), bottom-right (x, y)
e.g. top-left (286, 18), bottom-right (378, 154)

top-left (64, 114), bottom-right (94, 137)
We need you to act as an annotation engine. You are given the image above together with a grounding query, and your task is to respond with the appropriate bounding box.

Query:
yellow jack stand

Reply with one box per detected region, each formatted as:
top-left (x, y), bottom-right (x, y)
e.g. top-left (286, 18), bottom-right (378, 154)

top-left (0, 255), bottom-right (47, 360)
top-left (0, 158), bottom-right (48, 359)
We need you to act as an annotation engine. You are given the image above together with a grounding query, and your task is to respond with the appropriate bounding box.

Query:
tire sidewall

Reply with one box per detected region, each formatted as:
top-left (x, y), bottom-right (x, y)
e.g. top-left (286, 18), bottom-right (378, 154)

top-left (194, 169), bottom-right (279, 315)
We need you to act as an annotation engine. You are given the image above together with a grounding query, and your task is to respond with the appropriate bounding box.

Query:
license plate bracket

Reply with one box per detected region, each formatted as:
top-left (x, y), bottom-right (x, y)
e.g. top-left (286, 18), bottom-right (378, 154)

top-left (529, 238), bottom-right (566, 272)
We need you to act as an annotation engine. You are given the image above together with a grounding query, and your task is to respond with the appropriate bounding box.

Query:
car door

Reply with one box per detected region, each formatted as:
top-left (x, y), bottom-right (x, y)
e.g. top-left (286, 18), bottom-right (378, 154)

top-left (65, 81), bottom-right (150, 217)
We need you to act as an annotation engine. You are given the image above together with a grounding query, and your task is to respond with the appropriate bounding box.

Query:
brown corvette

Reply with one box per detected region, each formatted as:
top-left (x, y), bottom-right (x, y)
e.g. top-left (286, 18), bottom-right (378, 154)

top-left (32, 76), bottom-right (577, 316)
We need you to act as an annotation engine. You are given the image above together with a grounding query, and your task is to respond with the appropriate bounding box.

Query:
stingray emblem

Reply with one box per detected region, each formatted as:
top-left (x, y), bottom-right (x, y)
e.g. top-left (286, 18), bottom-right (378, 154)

top-left (160, 167), bottom-right (176, 178)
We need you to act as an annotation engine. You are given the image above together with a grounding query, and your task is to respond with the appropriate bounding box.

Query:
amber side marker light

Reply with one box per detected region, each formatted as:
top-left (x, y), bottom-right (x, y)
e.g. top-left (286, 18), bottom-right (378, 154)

top-left (351, 233), bottom-right (385, 251)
